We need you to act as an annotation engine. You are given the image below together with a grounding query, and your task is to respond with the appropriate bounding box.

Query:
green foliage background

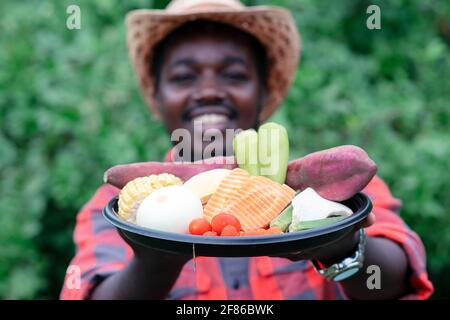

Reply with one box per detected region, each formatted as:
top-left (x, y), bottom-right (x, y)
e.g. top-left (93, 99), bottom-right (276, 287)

top-left (0, 0), bottom-right (449, 299)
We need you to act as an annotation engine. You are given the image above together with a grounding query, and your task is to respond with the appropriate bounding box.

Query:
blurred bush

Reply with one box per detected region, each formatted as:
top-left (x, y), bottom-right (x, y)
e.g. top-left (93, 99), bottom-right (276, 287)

top-left (0, 0), bottom-right (448, 298)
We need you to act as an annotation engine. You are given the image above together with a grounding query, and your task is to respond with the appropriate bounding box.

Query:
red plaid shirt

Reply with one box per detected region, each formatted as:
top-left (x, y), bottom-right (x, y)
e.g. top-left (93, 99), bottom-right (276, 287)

top-left (60, 156), bottom-right (433, 300)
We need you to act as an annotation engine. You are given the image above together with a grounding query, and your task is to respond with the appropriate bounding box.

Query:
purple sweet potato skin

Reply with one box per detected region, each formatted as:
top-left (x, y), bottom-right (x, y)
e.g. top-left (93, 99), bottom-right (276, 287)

top-left (286, 145), bottom-right (377, 201)
top-left (105, 146), bottom-right (377, 200)
top-left (104, 156), bottom-right (237, 189)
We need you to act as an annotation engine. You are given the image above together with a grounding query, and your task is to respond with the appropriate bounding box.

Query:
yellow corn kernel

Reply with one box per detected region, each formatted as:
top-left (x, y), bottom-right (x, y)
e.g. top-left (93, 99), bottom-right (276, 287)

top-left (118, 173), bottom-right (183, 222)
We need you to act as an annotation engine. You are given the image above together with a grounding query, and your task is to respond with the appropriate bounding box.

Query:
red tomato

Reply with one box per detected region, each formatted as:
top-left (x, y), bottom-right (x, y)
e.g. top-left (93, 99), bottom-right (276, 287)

top-left (203, 231), bottom-right (218, 236)
top-left (189, 218), bottom-right (212, 235)
top-left (220, 225), bottom-right (239, 236)
top-left (211, 213), bottom-right (241, 234)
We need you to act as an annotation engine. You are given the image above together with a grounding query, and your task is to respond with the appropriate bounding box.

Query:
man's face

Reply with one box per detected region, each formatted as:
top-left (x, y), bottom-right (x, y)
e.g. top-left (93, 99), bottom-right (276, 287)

top-left (154, 31), bottom-right (264, 159)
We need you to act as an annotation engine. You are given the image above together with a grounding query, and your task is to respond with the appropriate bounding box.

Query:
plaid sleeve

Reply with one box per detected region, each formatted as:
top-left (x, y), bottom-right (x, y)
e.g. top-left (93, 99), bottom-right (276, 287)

top-left (362, 176), bottom-right (434, 300)
top-left (60, 184), bottom-right (133, 300)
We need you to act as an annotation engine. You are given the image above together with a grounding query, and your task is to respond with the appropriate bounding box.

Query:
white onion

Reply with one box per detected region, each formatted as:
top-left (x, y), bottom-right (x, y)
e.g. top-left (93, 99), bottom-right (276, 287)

top-left (291, 187), bottom-right (353, 224)
top-left (136, 185), bottom-right (203, 233)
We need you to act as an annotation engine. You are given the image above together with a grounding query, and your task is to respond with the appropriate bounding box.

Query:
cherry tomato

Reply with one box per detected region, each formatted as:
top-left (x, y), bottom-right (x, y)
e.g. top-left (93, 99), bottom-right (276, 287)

top-left (211, 213), bottom-right (241, 234)
top-left (189, 218), bottom-right (212, 235)
top-left (220, 225), bottom-right (239, 236)
top-left (203, 231), bottom-right (218, 236)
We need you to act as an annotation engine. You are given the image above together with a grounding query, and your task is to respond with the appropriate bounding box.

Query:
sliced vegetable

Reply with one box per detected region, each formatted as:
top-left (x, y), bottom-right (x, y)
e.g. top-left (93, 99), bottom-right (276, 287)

top-left (223, 176), bottom-right (295, 231)
top-left (266, 227), bottom-right (284, 234)
top-left (203, 168), bottom-right (250, 221)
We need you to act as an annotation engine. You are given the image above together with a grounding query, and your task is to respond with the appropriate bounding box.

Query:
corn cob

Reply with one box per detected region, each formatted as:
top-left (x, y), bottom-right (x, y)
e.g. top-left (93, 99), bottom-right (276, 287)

top-left (118, 173), bottom-right (183, 222)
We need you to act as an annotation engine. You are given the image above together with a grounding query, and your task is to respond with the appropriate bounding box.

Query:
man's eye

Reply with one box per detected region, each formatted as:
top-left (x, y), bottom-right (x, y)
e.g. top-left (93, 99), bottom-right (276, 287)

top-left (170, 73), bottom-right (196, 83)
top-left (223, 72), bottom-right (248, 81)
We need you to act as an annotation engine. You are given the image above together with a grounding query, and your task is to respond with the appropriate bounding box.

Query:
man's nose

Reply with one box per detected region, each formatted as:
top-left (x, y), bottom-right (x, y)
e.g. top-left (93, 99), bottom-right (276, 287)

top-left (192, 72), bottom-right (226, 104)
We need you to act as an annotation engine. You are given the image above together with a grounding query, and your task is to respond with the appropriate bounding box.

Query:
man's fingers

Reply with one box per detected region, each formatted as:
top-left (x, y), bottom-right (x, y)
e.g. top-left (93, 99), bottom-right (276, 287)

top-left (367, 211), bottom-right (376, 225)
top-left (357, 212), bottom-right (376, 229)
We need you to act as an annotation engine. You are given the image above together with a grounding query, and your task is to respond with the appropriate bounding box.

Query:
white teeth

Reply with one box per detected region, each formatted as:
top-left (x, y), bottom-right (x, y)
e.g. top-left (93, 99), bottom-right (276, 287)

top-left (192, 113), bottom-right (229, 125)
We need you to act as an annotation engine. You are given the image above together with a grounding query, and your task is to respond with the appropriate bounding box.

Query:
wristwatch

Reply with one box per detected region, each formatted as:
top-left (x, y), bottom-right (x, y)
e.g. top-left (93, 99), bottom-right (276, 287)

top-left (312, 229), bottom-right (367, 282)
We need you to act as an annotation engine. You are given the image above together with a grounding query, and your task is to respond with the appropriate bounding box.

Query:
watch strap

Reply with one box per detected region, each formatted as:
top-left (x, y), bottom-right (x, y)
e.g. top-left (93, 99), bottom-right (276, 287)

top-left (312, 229), bottom-right (367, 281)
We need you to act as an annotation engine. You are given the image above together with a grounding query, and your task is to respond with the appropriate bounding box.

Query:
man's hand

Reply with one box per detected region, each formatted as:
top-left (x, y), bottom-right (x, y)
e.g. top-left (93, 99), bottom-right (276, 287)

top-left (118, 229), bottom-right (191, 267)
top-left (275, 212), bottom-right (409, 299)
top-left (90, 230), bottom-right (190, 300)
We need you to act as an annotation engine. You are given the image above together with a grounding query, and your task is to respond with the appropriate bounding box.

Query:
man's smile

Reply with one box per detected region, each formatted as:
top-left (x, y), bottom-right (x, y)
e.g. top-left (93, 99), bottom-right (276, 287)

top-left (182, 105), bottom-right (239, 131)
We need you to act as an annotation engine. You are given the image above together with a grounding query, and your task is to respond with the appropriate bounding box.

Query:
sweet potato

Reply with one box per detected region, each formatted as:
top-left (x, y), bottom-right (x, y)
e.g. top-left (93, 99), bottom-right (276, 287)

top-left (105, 145), bottom-right (377, 201)
top-left (285, 145), bottom-right (377, 201)
top-left (104, 156), bottom-right (236, 189)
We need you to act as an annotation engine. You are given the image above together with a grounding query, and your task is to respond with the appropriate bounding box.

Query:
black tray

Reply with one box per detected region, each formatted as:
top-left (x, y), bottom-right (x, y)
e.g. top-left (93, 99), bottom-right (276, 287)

top-left (103, 193), bottom-right (372, 257)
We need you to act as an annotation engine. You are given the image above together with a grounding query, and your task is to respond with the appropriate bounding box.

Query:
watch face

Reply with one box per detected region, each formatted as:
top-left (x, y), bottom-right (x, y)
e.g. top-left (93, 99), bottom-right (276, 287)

top-left (333, 267), bottom-right (360, 281)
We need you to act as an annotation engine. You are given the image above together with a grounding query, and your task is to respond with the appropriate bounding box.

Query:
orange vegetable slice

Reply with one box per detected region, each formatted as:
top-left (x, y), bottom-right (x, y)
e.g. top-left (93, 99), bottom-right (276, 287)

top-left (203, 168), bottom-right (250, 222)
top-left (222, 176), bottom-right (295, 231)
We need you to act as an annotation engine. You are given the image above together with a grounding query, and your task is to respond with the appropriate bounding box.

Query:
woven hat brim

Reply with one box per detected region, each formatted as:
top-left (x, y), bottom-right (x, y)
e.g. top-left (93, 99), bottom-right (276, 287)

top-left (126, 6), bottom-right (301, 121)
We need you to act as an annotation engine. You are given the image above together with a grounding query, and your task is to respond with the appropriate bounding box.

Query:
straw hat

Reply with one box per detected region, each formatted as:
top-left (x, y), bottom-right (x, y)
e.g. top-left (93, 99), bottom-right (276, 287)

top-left (126, 0), bottom-right (301, 122)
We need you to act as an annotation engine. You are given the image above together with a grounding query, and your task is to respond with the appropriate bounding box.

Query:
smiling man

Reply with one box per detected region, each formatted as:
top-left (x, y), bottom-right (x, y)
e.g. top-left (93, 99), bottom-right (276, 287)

top-left (151, 20), bottom-right (268, 160)
top-left (61, 0), bottom-right (433, 300)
